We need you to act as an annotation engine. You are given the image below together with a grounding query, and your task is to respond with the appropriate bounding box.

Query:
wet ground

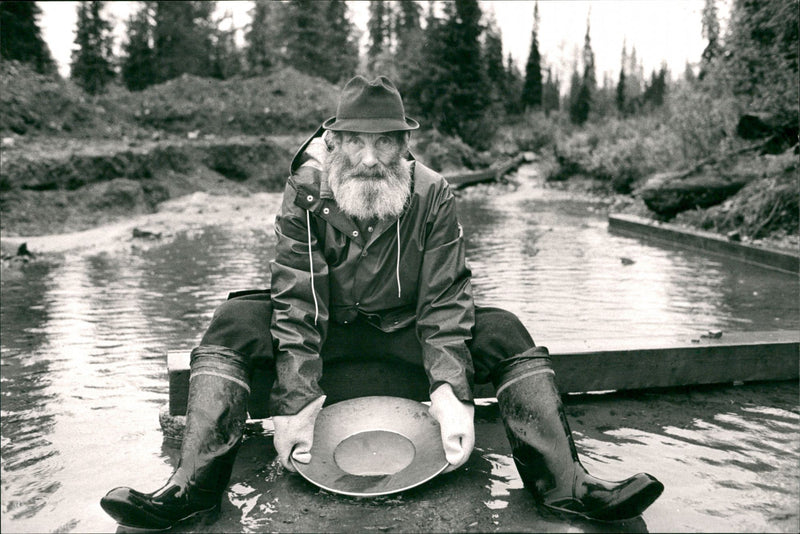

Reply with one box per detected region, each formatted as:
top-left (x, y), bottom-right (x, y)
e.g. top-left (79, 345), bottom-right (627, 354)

top-left (1, 164), bottom-right (798, 532)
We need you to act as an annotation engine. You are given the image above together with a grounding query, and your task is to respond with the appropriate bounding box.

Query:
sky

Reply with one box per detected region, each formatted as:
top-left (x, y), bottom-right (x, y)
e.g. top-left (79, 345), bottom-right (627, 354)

top-left (38, 1), bottom-right (722, 83)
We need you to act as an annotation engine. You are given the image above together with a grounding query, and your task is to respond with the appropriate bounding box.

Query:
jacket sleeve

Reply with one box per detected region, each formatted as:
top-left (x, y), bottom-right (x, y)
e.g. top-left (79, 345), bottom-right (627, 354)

top-left (416, 185), bottom-right (476, 403)
top-left (269, 178), bottom-right (329, 415)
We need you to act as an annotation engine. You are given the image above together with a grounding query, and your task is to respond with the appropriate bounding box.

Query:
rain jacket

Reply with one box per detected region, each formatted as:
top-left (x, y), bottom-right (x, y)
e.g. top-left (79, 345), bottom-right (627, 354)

top-left (269, 127), bottom-right (475, 415)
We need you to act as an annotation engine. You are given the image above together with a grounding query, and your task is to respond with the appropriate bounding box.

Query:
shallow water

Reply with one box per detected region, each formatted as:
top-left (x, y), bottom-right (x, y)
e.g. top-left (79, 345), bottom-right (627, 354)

top-left (1, 165), bottom-right (798, 532)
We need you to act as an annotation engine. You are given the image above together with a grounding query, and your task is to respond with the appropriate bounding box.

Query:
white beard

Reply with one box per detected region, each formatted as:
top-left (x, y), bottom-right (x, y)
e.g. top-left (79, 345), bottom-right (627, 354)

top-left (326, 149), bottom-right (412, 221)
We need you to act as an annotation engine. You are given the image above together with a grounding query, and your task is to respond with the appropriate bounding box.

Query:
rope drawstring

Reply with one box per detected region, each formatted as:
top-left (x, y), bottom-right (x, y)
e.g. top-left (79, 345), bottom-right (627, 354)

top-left (306, 210), bottom-right (319, 325)
top-left (396, 220), bottom-right (402, 298)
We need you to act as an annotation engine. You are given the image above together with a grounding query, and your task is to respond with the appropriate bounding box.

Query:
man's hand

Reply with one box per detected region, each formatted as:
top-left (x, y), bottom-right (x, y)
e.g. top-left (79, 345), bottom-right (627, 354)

top-left (428, 384), bottom-right (475, 472)
top-left (272, 395), bottom-right (326, 471)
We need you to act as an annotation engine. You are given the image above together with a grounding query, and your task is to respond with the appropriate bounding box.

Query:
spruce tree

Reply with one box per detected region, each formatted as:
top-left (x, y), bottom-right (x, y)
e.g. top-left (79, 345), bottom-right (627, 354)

top-left (283, 0), bottom-right (356, 83)
top-left (121, 2), bottom-right (156, 91)
top-left (521, 1), bottom-right (542, 110)
top-left (153, 1), bottom-right (215, 83)
top-left (367, 0), bottom-right (389, 73)
top-left (722, 0), bottom-right (799, 124)
top-left (70, 1), bottom-right (116, 95)
top-left (417, 0), bottom-right (492, 147)
top-left (0, 1), bottom-right (57, 74)
top-left (393, 0), bottom-right (423, 101)
top-left (569, 14), bottom-right (595, 124)
top-left (483, 10), bottom-right (506, 108)
top-left (320, 0), bottom-right (358, 82)
top-left (616, 41), bottom-right (627, 114)
top-left (245, 0), bottom-right (283, 75)
top-left (210, 9), bottom-right (241, 80)
top-left (542, 66), bottom-right (560, 116)
top-left (504, 53), bottom-right (524, 115)
top-left (699, 0), bottom-right (720, 79)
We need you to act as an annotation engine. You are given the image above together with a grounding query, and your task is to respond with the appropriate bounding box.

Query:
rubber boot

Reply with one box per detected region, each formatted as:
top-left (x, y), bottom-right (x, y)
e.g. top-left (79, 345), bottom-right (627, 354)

top-left (101, 346), bottom-right (250, 531)
top-left (494, 349), bottom-right (664, 522)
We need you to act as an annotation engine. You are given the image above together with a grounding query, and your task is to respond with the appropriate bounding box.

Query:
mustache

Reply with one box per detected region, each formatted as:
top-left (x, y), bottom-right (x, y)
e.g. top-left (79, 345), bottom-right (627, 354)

top-left (344, 162), bottom-right (394, 180)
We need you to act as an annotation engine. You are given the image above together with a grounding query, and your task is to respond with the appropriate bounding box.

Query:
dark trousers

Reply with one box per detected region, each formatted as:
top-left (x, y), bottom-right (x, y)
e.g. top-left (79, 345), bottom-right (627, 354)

top-left (200, 290), bottom-right (537, 415)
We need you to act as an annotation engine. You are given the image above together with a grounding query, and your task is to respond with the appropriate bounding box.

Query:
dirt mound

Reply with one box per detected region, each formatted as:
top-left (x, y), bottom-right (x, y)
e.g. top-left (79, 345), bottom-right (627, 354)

top-left (0, 61), bottom-right (126, 137)
top-left (100, 67), bottom-right (339, 137)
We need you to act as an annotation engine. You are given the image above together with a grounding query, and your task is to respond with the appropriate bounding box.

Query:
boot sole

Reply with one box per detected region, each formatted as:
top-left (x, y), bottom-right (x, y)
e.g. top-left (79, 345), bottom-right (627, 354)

top-left (101, 497), bottom-right (219, 532)
top-left (545, 478), bottom-right (665, 522)
top-left (540, 481), bottom-right (664, 523)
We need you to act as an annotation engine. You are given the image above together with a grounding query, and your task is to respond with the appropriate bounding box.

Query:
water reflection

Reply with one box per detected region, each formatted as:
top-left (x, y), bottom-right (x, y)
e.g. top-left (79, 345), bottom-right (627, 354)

top-left (458, 171), bottom-right (798, 341)
top-left (1, 165), bottom-right (797, 532)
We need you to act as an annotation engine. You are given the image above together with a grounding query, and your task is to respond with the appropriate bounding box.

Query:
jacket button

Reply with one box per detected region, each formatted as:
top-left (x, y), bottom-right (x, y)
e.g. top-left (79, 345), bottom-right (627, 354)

top-left (367, 226), bottom-right (374, 233)
top-left (323, 207), bottom-right (330, 214)
top-left (306, 195), bottom-right (314, 202)
top-left (361, 251), bottom-right (368, 257)
top-left (352, 230), bottom-right (359, 237)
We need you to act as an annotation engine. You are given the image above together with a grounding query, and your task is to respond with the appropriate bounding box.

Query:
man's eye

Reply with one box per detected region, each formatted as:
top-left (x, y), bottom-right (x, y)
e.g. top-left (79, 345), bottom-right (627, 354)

top-left (376, 137), bottom-right (393, 149)
top-left (347, 137), bottom-right (363, 147)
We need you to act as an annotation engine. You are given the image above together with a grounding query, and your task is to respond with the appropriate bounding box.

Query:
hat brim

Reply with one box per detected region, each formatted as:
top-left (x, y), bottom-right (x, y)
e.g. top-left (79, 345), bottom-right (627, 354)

top-left (292, 396), bottom-right (448, 497)
top-left (322, 116), bottom-right (420, 133)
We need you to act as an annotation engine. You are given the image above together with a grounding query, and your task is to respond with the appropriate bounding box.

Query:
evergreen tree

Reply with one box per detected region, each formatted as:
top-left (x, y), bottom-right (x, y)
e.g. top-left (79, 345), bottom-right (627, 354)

top-left (566, 66), bottom-right (581, 121)
top-left (624, 45), bottom-right (643, 111)
top-left (483, 9), bottom-right (506, 108)
top-left (722, 0), bottom-right (799, 124)
top-left (504, 53), bottom-right (524, 115)
top-left (283, 0), bottom-right (357, 83)
top-left (521, 1), bottom-right (542, 110)
top-left (415, 0), bottom-right (493, 147)
top-left (367, 0), bottom-right (389, 72)
top-left (616, 67), bottom-right (626, 114)
top-left (210, 9), bottom-right (241, 80)
top-left (542, 66), bottom-right (560, 116)
top-left (245, 0), bottom-right (283, 75)
top-left (153, 1), bottom-right (215, 83)
top-left (616, 41), bottom-right (627, 114)
top-left (448, 0), bottom-right (492, 143)
top-left (320, 0), bottom-right (358, 82)
top-left (0, 1), bottom-right (57, 74)
top-left (642, 66), bottom-right (667, 109)
top-left (699, 0), bottom-right (720, 79)
top-left (121, 2), bottom-right (156, 91)
top-left (569, 13), bottom-right (594, 124)
top-left (393, 0), bottom-right (423, 101)
top-left (70, 1), bottom-right (116, 95)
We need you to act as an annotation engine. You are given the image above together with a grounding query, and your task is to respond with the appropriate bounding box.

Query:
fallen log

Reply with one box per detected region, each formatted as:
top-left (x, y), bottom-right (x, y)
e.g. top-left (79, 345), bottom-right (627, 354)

top-left (443, 154), bottom-right (525, 188)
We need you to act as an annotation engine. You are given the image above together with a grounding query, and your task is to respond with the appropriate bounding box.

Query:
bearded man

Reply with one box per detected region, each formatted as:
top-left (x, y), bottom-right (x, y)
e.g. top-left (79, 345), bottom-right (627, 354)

top-left (100, 76), bottom-right (663, 530)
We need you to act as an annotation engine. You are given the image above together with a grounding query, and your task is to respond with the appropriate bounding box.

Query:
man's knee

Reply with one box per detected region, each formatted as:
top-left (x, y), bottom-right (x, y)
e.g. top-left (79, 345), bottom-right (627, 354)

top-left (470, 307), bottom-right (536, 384)
top-left (473, 307), bottom-right (535, 355)
top-left (201, 297), bottom-right (274, 359)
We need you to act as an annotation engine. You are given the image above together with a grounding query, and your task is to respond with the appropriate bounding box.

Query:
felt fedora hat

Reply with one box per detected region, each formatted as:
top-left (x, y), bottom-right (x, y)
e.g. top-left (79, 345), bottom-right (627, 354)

top-left (323, 76), bottom-right (420, 133)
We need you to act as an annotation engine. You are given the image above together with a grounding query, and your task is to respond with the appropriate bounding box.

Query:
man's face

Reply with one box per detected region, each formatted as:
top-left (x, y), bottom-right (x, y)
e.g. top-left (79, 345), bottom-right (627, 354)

top-left (336, 132), bottom-right (405, 175)
top-left (326, 131), bottom-right (412, 221)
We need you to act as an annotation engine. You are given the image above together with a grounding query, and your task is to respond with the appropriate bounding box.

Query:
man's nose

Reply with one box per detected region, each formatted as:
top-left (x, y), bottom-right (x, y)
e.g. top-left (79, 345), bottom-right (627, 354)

top-left (361, 145), bottom-right (378, 167)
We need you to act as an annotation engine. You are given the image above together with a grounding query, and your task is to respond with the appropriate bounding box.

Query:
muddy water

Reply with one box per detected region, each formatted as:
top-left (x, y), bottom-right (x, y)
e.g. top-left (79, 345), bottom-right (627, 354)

top-left (1, 165), bottom-right (798, 533)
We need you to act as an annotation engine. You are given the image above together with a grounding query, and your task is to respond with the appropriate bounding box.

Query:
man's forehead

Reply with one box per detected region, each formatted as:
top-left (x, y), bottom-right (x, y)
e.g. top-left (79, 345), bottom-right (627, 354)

top-left (340, 131), bottom-right (405, 141)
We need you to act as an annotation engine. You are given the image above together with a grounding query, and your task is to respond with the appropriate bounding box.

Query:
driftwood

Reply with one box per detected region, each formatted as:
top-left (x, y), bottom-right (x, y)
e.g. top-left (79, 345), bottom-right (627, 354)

top-left (443, 154), bottom-right (525, 188)
top-left (637, 141), bottom-right (767, 217)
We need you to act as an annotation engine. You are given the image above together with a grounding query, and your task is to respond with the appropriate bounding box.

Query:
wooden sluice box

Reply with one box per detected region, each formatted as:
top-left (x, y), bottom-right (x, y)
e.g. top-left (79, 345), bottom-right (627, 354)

top-left (160, 330), bottom-right (798, 443)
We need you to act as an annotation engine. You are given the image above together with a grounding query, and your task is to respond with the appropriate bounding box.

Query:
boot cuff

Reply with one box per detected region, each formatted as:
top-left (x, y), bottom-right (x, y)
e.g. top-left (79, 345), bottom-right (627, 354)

top-left (190, 345), bottom-right (250, 389)
top-left (491, 346), bottom-right (552, 390)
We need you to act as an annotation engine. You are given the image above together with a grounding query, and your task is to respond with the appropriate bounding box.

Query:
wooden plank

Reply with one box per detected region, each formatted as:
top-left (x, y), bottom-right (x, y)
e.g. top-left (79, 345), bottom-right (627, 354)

top-left (166, 330), bottom-right (798, 415)
top-left (552, 335), bottom-right (798, 394)
top-left (608, 213), bottom-right (799, 274)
